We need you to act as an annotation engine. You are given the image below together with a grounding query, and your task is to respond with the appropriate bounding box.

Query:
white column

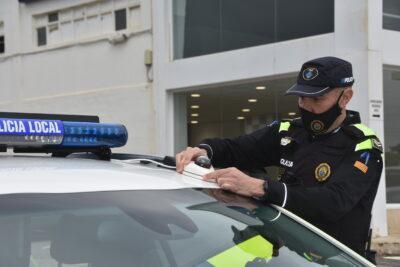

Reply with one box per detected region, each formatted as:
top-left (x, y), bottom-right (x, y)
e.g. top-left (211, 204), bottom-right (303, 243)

top-left (153, 0), bottom-right (175, 155)
top-left (367, 0), bottom-right (388, 237)
top-left (173, 93), bottom-right (188, 153)
top-left (335, 0), bottom-right (387, 236)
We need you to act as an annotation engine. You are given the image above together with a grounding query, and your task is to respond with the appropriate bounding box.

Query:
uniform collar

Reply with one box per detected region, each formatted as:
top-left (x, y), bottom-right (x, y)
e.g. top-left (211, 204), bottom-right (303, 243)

top-left (328, 110), bottom-right (360, 134)
top-left (342, 110), bottom-right (361, 126)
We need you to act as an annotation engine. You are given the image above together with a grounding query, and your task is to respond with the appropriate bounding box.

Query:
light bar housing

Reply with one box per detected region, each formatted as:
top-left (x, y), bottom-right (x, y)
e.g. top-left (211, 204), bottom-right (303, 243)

top-left (0, 118), bottom-right (128, 149)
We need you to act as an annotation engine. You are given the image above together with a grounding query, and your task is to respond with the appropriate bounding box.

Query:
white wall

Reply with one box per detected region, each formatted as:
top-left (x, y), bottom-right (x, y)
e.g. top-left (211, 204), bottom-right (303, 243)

top-left (0, 0), bottom-right (155, 154)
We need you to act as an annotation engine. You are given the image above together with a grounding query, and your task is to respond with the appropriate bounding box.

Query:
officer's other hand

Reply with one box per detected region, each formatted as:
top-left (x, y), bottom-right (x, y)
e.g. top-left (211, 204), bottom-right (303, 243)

top-left (175, 147), bottom-right (208, 173)
top-left (204, 167), bottom-right (265, 198)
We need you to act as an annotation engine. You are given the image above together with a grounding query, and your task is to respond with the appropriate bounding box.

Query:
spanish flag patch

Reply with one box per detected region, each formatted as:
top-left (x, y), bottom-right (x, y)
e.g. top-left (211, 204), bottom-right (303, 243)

top-left (354, 160), bottom-right (368, 173)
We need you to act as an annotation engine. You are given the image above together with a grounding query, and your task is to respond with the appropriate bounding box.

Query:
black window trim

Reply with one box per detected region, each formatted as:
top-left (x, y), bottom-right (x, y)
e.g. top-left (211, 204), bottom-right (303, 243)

top-left (114, 8), bottom-right (127, 31)
top-left (0, 35), bottom-right (4, 54)
top-left (37, 26), bottom-right (47, 47)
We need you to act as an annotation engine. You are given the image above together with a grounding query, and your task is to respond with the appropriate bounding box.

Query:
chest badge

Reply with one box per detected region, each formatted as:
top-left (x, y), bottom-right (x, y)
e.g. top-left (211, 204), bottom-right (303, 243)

top-left (315, 163), bottom-right (331, 182)
top-left (280, 137), bottom-right (292, 146)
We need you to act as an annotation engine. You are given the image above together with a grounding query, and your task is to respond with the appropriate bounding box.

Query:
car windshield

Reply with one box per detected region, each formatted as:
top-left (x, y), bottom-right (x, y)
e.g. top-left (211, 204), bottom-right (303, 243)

top-left (0, 189), bottom-right (365, 267)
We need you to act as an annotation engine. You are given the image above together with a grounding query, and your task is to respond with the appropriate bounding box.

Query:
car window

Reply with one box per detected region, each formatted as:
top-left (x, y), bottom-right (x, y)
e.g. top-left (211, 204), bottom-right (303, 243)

top-left (0, 189), bottom-right (365, 267)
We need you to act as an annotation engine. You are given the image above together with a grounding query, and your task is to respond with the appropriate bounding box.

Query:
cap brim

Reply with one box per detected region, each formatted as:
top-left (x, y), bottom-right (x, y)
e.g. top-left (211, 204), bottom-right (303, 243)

top-left (285, 84), bottom-right (331, 97)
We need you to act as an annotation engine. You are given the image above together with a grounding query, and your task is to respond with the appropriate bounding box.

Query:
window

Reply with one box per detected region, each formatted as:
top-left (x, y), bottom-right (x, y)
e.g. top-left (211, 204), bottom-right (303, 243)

top-left (33, 0), bottom-right (139, 47)
top-left (383, 0), bottom-right (400, 31)
top-left (383, 69), bottom-right (400, 203)
top-left (115, 9), bottom-right (127, 31)
top-left (173, 77), bottom-right (297, 152)
top-left (0, 190), bottom-right (367, 266)
top-left (48, 12), bottom-right (59, 23)
top-left (173, 0), bottom-right (334, 59)
top-left (37, 27), bottom-right (47, 46)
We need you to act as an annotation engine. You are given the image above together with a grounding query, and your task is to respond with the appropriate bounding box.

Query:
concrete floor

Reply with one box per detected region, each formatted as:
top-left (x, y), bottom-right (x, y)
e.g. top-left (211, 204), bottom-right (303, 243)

top-left (376, 256), bottom-right (400, 267)
top-left (372, 235), bottom-right (400, 256)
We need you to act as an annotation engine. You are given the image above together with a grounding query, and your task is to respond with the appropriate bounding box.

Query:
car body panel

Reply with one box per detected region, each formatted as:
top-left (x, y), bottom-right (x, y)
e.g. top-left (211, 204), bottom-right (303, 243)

top-left (273, 205), bottom-right (375, 267)
top-left (0, 156), bottom-right (218, 194)
top-left (0, 155), bottom-right (375, 266)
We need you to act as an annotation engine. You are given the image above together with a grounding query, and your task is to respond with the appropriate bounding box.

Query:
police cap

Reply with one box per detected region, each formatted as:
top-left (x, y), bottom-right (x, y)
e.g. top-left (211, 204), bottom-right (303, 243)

top-left (286, 56), bottom-right (355, 97)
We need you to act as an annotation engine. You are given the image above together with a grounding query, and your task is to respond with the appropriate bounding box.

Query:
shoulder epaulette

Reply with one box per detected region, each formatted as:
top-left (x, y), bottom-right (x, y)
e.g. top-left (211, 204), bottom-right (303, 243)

top-left (352, 123), bottom-right (376, 137)
top-left (279, 121), bottom-right (291, 133)
top-left (354, 138), bottom-right (383, 153)
top-left (345, 124), bottom-right (383, 153)
top-left (343, 123), bottom-right (374, 139)
top-left (278, 118), bottom-right (303, 133)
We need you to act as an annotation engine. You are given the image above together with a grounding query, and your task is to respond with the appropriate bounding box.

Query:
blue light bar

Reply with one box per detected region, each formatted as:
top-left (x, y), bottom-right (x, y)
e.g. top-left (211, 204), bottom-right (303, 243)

top-left (62, 121), bottom-right (127, 148)
top-left (0, 118), bottom-right (128, 148)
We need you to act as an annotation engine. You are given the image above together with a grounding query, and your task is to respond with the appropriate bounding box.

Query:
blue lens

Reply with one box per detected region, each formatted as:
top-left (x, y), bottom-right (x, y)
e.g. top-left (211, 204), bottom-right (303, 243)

top-left (61, 121), bottom-right (128, 148)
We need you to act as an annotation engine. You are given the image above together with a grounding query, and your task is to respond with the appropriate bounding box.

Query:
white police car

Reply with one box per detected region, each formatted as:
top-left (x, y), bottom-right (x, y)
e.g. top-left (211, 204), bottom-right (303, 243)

top-left (0, 113), bottom-right (374, 267)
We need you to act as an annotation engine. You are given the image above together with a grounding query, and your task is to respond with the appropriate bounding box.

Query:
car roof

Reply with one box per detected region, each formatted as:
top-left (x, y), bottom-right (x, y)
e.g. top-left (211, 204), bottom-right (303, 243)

top-left (0, 155), bottom-right (218, 195)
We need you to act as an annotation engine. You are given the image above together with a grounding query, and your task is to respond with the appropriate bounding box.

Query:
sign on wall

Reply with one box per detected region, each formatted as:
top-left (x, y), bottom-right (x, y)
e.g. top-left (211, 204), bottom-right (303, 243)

top-left (369, 100), bottom-right (383, 120)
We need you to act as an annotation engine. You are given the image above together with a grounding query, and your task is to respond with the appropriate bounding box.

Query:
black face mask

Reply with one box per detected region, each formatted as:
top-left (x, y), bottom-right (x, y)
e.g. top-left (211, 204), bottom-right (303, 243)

top-left (299, 91), bottom-right (344, 135)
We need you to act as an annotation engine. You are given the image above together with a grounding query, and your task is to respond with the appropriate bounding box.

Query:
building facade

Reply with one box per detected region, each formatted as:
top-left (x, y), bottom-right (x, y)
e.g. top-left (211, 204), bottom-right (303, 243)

top-left (0, 0), bottom-right (155, 154)
top-left (0, 0), bottom-right (399, 237)
top-left (153, 0), bottom-right (400, 237)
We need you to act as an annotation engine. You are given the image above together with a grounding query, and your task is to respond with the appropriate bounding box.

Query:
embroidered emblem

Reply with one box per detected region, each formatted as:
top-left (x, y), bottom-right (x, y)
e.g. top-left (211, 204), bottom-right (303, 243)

top-left (360, 151), bottom-right (370, 165)
top-left (315, 163), bottom-right (331, 182)
top-left (280, 137), bottom-right (292, 146)
top-left (311, 120), bottom-right (324, 133)
top-left (354, 160), bottom-right (368, 173)
top-left (372, 138), bottom-right (383, 153)
top-left (280, 158), bottom-right (294, 168)
top-left (302, 67), bottom-right (319, 80)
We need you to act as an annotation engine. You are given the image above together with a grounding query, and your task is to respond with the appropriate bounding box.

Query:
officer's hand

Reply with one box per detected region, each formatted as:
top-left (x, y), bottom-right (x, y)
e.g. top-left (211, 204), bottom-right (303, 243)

top-left (204, 167), bottom-right (265, 198)
top-left (175, 146), bottom-right (208, 173)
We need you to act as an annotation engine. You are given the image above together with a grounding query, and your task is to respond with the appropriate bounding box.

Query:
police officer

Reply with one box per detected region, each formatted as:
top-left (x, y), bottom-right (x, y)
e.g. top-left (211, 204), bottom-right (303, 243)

top-left (176, 57), bottom-right (383, 257)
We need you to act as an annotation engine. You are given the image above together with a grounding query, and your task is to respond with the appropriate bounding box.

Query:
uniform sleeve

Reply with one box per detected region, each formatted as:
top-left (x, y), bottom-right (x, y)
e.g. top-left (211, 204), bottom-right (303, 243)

top-left (200, 122), bottom-right (281, 170)
top-left (263, 149), bottom-right (383, 223)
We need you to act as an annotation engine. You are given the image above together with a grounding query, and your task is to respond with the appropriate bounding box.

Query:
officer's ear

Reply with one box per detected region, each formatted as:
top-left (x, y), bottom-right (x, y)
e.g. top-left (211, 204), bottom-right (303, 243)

top-left (340, 87), bottom-right (353, 108)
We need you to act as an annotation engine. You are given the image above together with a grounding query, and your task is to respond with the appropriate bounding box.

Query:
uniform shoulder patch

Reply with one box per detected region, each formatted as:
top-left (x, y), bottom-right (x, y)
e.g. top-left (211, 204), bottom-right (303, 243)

top-left (371, 137), bottom-right (383, 153)
top-left (354, 137), bottom-right (383, 153)
top-left (354, 160), bottom-right (368, 173)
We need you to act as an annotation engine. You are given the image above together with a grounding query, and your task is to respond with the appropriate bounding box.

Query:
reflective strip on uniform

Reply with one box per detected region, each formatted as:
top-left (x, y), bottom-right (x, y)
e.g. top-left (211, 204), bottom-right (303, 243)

top-left (279, 122), bottom-right (291, 132)
top-left (355, 139), bottom-right (373, 151)
top-left (353, 124), bottom-right (376, 137)
top-left (207, 235), bottom-right (273, 266)
top-left (303, 252), bottom-right (313, 262)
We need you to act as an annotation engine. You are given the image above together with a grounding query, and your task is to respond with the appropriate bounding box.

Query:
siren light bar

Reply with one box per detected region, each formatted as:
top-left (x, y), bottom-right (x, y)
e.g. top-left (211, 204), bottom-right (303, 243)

top-left (0, 118), bottom-right (128, 149)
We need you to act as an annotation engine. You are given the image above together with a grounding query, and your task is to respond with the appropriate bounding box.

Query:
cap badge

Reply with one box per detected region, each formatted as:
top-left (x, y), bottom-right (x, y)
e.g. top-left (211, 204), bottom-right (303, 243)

top-left (302, 67), bottom-right (319, 81)
top-left (315, 163), bottom-right (331, 182)
top-left (310, 120), bottom-right (325, 133)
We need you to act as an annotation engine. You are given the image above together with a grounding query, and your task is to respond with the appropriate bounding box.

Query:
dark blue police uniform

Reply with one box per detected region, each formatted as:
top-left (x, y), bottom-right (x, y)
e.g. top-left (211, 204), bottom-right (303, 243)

top-left (198, 57), bottom-right (383, 258)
